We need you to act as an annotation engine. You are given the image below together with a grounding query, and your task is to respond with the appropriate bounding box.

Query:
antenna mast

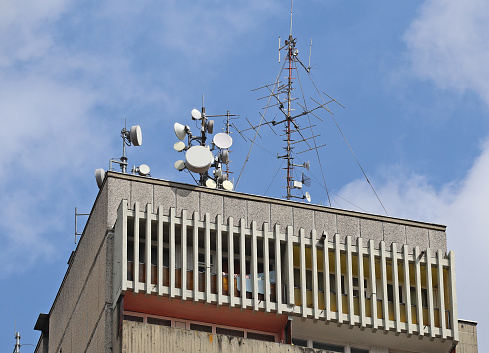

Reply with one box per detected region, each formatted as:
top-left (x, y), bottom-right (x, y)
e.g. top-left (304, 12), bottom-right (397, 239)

top-left (281, 0), bottom-right (297, 200)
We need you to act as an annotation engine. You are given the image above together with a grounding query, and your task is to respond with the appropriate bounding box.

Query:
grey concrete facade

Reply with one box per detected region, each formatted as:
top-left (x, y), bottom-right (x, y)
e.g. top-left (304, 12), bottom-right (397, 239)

top-left (456, 320), bottom-right (478, 353)
top-left (34, 172), bottom-right (461, 353)
top-left (107, 171), bottom-right (447, 254)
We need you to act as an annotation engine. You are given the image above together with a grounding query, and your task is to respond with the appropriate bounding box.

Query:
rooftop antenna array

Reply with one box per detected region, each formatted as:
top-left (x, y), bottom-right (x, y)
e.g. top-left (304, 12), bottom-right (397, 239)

top-left (235, 0), bottom-right (340, 203)
top-left (94, 121), bottom-right (150, 189)
top-left (173, 96), bottom-right (236, 190)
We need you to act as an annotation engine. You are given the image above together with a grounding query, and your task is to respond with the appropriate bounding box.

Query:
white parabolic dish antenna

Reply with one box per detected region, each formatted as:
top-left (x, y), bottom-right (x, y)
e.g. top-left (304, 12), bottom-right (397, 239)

top-left (174, 141), bottom-right (186, 152)
top-left (305, 191), bottom-right (311, 203)
top-left (205, 179), bottom-right (217, 189)
top-left (222, 180), bottom-right (233, 191)
top-left (95, 168), bottom-right (105, 188)
top-left (130, 125), bottom-right (142, 146)
top-left (174, 160), bottom-right (185, 171)
top-left (185, 146), bottom-right (214, 173)
top-left (174, 123), bottom-right (187, 141)
top-left (191, 108), bottom-right (202, 120)
top-left (213, 133), bottom-right (233, 149)
top-left (138, 164), bottom-right (150, 176)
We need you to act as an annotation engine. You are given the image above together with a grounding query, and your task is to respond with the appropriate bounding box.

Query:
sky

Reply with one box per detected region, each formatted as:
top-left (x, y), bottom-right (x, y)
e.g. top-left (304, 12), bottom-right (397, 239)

top-left (0, 0), bottom-right (487, 351)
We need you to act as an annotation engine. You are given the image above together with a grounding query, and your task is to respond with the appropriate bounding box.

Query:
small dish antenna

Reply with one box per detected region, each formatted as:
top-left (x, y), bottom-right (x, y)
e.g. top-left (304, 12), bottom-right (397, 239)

top-left (304, 191), bottom-right (311, 203)
top-left (174, 141), bottom-right (186, 152)
top-left (205, 179), bottom-right (217, 189)
top-left (185, 146), bottom-right (214, 173)
top-left (129, 125), bottom-right (142, 146)
top-left (174, 160), bottom-right (186, 171)
top-left (191, 108), bottom-right (202, 120)
top-left (221, 150), bottom-right (229, 164)
top-left (206, 120), bottom-right (214, 134)
top-left (213, 133), bottom-right (233, 149)
top-left (222, 180), bottom-right (233, 191)
top-left (137, 164), bottom-right (150, 176)
top-left (174, 123), bottom-right (187, 141)
top-left (95, 168), bottom-right (105, 189)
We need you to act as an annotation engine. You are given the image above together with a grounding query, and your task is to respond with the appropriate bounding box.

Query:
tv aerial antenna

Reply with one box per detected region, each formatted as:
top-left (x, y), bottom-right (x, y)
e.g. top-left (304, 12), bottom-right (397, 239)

top-left (235, 0), bottom-right (344, 203)
top-left (173, 96), bottom-right (237, 190)
top-left (94, 120), bottom-right (151, 189)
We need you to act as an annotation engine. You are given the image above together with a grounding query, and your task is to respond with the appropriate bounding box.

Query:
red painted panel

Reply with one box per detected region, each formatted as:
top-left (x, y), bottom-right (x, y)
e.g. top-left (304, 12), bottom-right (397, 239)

top-left (124, 294), bottom-right (287, 333)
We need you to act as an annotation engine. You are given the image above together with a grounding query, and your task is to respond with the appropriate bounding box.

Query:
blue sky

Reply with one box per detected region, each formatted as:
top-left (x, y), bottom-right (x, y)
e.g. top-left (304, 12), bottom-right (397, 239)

top-left (1, 0), bottom-right (487, 351)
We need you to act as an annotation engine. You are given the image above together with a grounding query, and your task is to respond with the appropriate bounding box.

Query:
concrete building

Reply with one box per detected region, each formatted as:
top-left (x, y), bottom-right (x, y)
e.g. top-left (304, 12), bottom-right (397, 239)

top-left (33, 171), bottom-right (477, 353)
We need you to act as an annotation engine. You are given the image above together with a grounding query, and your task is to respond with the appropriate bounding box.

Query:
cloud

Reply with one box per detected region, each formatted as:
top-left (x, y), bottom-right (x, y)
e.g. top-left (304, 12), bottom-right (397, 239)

top-left (404, 0), bottom-right (489, 105)
top-left (336, 139), bottom-right (489, 348)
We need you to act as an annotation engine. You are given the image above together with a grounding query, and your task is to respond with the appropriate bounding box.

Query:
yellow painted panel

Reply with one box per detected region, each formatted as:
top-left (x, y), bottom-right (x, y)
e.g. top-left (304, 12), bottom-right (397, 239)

top-left (434, 308), bottom-right (441, 328)
top-left (411, 305), bottom-right (418, 325)
top-left (377, 300), bottom-right (383, 319)
top-left (317, 249), bottom-right (324, 271)
top-left (388, 302), bottom-right (395, 321)
top-left (443, 268), bottom-right (450, 309)
top-left (365, 298), bottom-right (372, 318)
top-left (293, 246), bottom-right (300, 267)
top-left (342, 295), bottom-right (348, 314)
top-left (353, 297), bottom-right (360, 316)
top-left (318, 292), bottom-right (325, 310)
top-left (330, 293), bottom-right (337, 312)
top-left (294, 288), bottom-right (301, 306)
top-left (306, 290), bottom-right (313, 308)
top-left (363, 255), bottom-right (370, 278)
top-left (400, 303), bottom-right (407, 323)
top-left (422, 307), bottom-right (429, 326)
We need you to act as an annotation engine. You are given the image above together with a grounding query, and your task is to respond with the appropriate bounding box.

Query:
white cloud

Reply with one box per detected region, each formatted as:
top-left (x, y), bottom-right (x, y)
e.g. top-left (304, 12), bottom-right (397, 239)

top-left (404, 0), bottom-right (489, 105)
top-left (337, 139), bottom-right (489, 348)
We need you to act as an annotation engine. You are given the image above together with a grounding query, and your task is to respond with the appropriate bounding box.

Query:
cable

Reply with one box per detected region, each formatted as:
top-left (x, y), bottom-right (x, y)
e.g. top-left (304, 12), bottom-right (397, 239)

top-left (235, 59), bottom-right (287, 190)
top-left (295, 64), bottom-right (332, 206)
top-left (306, 70), bottom-right (389, 216)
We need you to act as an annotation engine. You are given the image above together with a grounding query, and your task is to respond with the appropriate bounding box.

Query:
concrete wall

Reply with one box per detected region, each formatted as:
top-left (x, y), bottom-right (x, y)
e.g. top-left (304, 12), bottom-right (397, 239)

top-left (122, 321), bottom-right (314, 353)
top-left (106, 172), bottom-right (447, 255)
top-left (37, 180), bottom-right (113, 353)
top-left (457, 320), bottom-right (478, 353)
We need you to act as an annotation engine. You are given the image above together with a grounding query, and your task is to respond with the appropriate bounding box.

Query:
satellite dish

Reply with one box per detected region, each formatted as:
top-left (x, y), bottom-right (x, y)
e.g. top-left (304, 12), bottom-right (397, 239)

top-left (305, 192), bottom-right (311, 203)
top-left (191, 108), bottom-right (202, 120)
top-left (205, 179), bottom-right (217, 189)
top-left (138, 164), bottom-right (150, 176)
top-left (303, 161), bottom-right (310, 171)
top-left (95, 168), bottom-right (105, 189)
top-left (174, 141), bottom-right (186, 152)
top-left (214, 168), bottom-right (222, 178)
top-left (221, 150), bottom-right (229, 164)
top-left (222, 180), bottom-right (233, 191)
top-left (207, 120), bottom-right (214, 134)
top-left (174, 160), bottom-right (185, 171)
top-left (213, 133), bottom-right (233, 149)
top-left (185, 146), bottom-right (214, 173)
top-left (129, 125), bottom-right (142, 146)
top-left (174, 123), bottom-right (187, 141)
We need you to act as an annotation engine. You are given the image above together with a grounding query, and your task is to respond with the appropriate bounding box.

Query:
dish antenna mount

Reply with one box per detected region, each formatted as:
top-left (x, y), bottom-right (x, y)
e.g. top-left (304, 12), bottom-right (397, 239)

top-left (94, 120), bottom-right (151, 189)
top-left (173, 96), bottom-right (237, 190)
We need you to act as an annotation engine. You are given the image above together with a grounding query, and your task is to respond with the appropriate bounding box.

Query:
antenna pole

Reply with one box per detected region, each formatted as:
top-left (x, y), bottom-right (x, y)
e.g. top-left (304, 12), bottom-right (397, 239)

top-left (14, 331), bottom-right (21, 353)
top-left (289, 0), bottom-right (293, 36)
top-left (284, 34), bottom-right (296, 200)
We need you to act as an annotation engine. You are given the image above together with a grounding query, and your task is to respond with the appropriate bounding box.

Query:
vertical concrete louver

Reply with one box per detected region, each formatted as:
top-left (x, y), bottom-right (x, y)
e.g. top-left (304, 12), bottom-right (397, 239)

top-left (113, 199), bottom-right (459, 341)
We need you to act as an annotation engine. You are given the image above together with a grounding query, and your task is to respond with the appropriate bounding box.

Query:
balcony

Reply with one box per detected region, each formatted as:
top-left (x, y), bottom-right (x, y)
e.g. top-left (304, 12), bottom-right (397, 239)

top-left (113, 200), bottom-right (458, 341)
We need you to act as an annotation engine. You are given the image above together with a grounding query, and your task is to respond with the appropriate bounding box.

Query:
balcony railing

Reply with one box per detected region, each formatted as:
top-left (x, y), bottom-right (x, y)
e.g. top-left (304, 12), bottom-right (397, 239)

top-left (113, 200), bottom-right (459, 341)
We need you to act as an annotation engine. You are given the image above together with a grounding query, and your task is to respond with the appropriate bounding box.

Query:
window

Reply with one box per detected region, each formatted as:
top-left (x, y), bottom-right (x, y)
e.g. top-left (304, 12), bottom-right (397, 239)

top-left (147, 317), bottom-right (171, 326)
top-left (247, 332), bottom-right (275, 342)
top-left (124, 315), bottom-right (143, 323)
top-left (312, 341), bottom-right (343, 352)
top-left (351, 348), bottom-right (369, 353)
top-left (190, 323), bottom-right (212, 333)
top-left (292, 338), bottom-right (308, 347)
top-left (352, 277), bottom-right (368, 298)
top-left (216, 327), bottom-right (244, 337)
